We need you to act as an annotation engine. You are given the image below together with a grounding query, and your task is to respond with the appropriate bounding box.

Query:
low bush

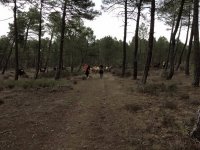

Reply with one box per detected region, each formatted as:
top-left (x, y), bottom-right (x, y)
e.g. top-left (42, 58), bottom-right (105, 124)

top-left (0, 79), bottom-right (69, 90)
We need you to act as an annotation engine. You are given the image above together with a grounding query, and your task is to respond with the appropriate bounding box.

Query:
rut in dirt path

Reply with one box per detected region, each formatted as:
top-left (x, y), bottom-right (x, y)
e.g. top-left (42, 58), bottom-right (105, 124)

top-left (64, 73), bottom-right (129, 150)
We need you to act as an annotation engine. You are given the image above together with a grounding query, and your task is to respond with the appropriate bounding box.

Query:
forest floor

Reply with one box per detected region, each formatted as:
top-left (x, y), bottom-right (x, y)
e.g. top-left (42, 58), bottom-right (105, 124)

top-left (1, 70), bottom-right (200, 150)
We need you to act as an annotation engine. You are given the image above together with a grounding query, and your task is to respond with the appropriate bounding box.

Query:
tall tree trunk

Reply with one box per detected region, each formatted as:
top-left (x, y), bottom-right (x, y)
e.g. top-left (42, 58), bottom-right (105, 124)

top-left (14, 0), bottom-right (19, 80)
top-left (174, 20), bottom-right (182, 65)
top-left (192, 0), bottom-right (200, 87)
top-left (133, 0), bottom-right (142, 80)
top-left (185, 24), bottom-right (193, 75)
top-left (176, 8), bottom-right (191, 71)
top-left (122, 0), bottom-right (127, 77)
top-left (165, 15), bottom-right (176, 70)
top-left (44, 31), bottom-right (54, 68)
top-left (2, 41), bottom-right (14, 74)
top-left (0, 50), bottom-right (7, 70)
top-left (55, 0), bottom-right (67, 80)
top-left (77, 47), bottom-right (88, 72)
top-left (142, 0), bottom-right (155, 84)
top-left (167, 0), bottom-right (185, 80)
top-left (23, 19), bottom-right (30, 67)
top-left (34, 0), bottom-right (43, 79)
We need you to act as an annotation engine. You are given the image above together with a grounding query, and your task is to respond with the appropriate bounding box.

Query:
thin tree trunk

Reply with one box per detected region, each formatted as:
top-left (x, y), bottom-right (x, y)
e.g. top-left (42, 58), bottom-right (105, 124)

top-left (23, 19), bottom-right (30, 67)
top-left (2, 41), bottom-right (14, 74)
top-left (167, 0), bottom-right (185, 80)
top-left (14, 0), bottom-right (19, 80)
top-left (174, 20), bottom-right (182, 65)
top-left (35, 0), bottom-right (43, 79)
top-left (192, 0), bottom-right (200, 87)
top-left (165, 15), bottom-right (175, 70)
top-left (185, 24), bottom-right (193, 75)
top-left (142, 0), bottom-right (155, 84)
top-left (44, 31), bottom-right (54, 68)
top-left (55, 0), bottom-right (67, 80)
top-left (176, 8), bottom-right (191, 71)
top-left (133, 0), bottom-right (142, 80)
top-left (122, 0), bottom-right (127, 77)
top-left (0, 50), bottom-right (6, 70)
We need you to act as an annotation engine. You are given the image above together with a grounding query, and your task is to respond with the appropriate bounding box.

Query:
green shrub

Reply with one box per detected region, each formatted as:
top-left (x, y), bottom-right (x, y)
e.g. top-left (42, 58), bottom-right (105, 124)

top-left (0, 79), bottom-right (69, 89)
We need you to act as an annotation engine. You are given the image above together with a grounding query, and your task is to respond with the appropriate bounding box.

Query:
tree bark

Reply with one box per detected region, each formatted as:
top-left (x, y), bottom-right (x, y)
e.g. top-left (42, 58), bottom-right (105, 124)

top-left (35, 0), bottom-right (43, 79)
top-left (44, 31), bottom-right (54, 68)
top-left (55, 0), bottom-right (67, 80)
top-left (142, 0), bottom-right (155, 84)
top-left (23, 19), bottom-right (31, 67)
top-left (14, 0), bottom-right (19, 80)
top-left (133, 0), bottom-right (142, 80)
top-left (164, 15), bottom-right (175, 70)
top-left (192, 0), bottom-right (200, 87)
top-left (174, 20), bottom-right (182, 65)
top-left (185, 24), bottom-right (193, 75)
top-left (176, 8), bottom-right (191, 71)
top-left (122, 0), bottom-right (127, 77)
top-left (167, 0), bottom-right (185, 80)
top-left (2, 41), bottom-right (14, 74)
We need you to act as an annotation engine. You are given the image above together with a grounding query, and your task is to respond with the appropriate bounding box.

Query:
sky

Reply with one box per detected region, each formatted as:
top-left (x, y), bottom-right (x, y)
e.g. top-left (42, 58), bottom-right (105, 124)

top-left (0, 0), bottom-right (187, 43)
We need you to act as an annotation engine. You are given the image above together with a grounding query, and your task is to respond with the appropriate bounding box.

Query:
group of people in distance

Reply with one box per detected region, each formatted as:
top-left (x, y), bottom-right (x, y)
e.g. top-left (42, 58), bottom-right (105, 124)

top-left (83, 64), bottom-right (104, 79)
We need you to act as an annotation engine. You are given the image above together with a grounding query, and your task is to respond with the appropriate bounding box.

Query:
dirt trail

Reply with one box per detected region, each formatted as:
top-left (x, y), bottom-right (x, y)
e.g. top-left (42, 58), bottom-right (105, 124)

top-left (63, 73), bottom-right (128, 150)
top-left (0, 73), bottom-right (131, 150)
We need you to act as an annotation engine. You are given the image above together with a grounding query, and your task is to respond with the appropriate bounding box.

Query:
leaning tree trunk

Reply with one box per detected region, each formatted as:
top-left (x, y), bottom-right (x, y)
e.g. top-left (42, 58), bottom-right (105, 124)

top-left (192, 0), bottom-right (200, 87)
top-left (176, 8), bottom-right (191, 71)
top-left (167, 0), bottom-right (185, 80)
top-left (35, 0), bottom-right (43, 79)
top-left (174, 20), bottom-right (182, 66)
top-left (55, 0), bottom-right (67, 80)
top-left (185, 24), bottom-right (193, 75)
top-left (133, 0), bottom-right (142, 80)
top-left (164, 15), bottom-right (175, 70)
top-left (142, 0), bottom-right (155, 84)
top-left (14, 0), bottom-right (19, 80)
top-left (122, 0), bottom-right (127, 77)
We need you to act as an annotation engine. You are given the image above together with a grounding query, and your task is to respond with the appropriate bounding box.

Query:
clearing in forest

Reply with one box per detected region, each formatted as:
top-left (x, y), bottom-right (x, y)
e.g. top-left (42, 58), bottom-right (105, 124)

top-left (0, 72), bottom-right (200, 149)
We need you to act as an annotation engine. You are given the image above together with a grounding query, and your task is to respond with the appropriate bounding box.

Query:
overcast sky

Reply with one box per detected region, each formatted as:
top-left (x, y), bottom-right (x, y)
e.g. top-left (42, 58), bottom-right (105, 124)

top-left (0, 0), bottom-right (187, 43)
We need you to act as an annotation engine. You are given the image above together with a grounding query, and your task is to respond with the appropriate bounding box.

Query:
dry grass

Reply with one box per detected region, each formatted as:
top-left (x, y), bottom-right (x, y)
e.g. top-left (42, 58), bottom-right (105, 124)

top-left (116, 70), bottom-right (200, 149)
